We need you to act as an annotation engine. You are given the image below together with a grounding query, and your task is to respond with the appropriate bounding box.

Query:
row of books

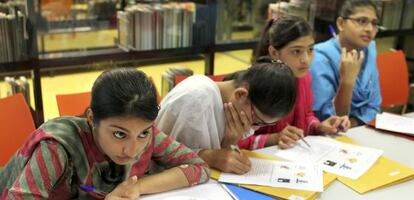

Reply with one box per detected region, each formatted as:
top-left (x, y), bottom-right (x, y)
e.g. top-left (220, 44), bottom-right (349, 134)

top-left (3, 76), bottom-right (30, 103)
top-left (0, 1), bottom-right (28, 64)
top-left (117, 2), bottom-right (195, 51)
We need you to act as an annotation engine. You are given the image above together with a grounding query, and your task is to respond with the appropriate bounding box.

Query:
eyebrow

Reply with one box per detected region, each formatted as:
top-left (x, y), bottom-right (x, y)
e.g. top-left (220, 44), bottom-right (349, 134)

top-left (288, 44), bottom-right (314, 49)
top-left (109, 124), bottom-right (153, 133)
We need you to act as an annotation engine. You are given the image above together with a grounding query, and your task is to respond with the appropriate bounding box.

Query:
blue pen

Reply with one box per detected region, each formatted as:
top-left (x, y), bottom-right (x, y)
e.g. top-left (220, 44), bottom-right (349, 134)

top-left (80, 184), bottom-right (107, 196)
top-left (329, 24), bottom-right (337, 38)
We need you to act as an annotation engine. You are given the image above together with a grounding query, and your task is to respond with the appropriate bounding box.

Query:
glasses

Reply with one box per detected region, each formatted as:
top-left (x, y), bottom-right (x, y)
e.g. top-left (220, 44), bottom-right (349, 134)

top-left (250, 103), bottom-right (277, 127)
top-left (343, 17), bottom-right (380, 30)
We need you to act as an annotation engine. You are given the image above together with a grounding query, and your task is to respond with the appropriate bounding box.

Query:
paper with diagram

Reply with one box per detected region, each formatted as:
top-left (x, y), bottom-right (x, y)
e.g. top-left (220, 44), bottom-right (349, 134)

top-left (219, 158), bottom-right (323, 192)
top-left (274, 136), bottom-right (383, 179)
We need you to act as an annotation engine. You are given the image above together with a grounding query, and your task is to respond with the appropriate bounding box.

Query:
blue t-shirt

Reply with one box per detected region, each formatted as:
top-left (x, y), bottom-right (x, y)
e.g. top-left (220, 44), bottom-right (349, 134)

top-left (310, 37), bottom-right (382, 123)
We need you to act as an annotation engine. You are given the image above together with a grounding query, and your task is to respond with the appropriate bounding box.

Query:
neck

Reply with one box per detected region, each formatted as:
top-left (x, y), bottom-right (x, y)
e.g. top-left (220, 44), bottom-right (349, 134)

top-left (216, 80), bottom-right (236, 103)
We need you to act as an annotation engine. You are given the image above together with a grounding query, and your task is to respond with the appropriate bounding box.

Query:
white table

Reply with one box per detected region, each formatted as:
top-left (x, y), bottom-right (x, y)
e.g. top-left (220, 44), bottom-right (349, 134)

top-left (255, 113), bottom-right (414, 200)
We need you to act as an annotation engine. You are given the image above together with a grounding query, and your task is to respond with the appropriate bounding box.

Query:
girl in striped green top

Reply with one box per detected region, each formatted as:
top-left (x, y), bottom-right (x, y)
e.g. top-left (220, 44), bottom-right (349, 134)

top-left (0, 68), bottom-right (210, 199)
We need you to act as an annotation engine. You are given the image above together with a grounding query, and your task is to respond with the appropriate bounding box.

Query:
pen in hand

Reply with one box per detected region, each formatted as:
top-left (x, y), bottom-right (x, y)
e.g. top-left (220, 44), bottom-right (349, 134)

top-left (230, 144), bottom-right (242, 154)
top-left (80, 184), bottom-right (107, 196)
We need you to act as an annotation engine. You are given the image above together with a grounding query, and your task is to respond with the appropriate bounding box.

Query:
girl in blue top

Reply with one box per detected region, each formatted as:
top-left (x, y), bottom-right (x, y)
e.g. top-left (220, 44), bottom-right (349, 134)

top-left (310, 0), bottom-right (382, 127)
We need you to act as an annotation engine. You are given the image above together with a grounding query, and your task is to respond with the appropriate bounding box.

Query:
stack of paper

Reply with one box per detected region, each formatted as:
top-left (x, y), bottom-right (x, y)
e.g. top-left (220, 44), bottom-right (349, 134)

top-left (375, 112), bottom-right (414, 136)
top-left (275, 136), bottom-right (383, 179)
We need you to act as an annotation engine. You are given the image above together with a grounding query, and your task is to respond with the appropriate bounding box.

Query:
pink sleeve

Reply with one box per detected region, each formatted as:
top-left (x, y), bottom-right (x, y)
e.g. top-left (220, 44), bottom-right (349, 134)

top-left (238, 134), bottom-right (269, 150)
top-left (306, 74), bottom-right (320, 135)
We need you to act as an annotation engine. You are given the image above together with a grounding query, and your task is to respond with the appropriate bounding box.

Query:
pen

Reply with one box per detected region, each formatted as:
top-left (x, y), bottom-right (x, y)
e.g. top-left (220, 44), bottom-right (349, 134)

top-left (329, 24), bottom-right (337, 38)
top-left (300, 137), bottom-right (312, 149)
top-left (230, 144), bottom-right (241, 154)
top-left (79, 184), bottom-right (107, 196)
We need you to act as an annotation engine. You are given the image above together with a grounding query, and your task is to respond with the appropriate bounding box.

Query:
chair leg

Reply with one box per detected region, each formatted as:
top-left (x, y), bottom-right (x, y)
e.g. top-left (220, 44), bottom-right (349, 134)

top-left (401, 104), bottom-right (407, 114)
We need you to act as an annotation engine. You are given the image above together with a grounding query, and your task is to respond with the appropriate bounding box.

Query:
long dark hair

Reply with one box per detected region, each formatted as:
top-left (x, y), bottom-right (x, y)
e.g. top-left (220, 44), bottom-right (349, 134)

top-left (338, 0), bottom-right (378, 19)
top-left (252, 15), bottom-right (312, 63)
top-left (231, 56), bottom-right (297, 118)
top-left (90, 68), bottom-right (159, 124)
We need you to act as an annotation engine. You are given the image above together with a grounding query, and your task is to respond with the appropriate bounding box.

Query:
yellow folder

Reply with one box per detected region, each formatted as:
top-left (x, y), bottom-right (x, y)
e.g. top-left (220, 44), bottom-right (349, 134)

top-left (334, 135), bottom-right (414, 194)
top-left (211, 150), bottom-right (337, 200)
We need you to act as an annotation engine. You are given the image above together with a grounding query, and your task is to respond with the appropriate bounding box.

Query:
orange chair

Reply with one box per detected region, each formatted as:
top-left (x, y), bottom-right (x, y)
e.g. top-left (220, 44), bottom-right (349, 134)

top-left (174, 74), bottom-right (226, 85)
top-left (377, 50), bottom-right (409, 113)
top-left (56, 91), bottom-right (91, 116)
top-left (0, 93), bottom-right (36, 166)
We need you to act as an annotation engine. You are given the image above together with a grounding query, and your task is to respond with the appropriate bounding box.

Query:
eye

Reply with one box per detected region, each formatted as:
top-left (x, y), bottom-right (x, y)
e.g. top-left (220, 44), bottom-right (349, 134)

top-left (113, 131), bottom-right (127, 139)
top-left (308, 47), bottom-right (314, 53)
top-left (356, 18), bottom-right (369, 26)
top-left (138, 130), bottom-right (151, 139)
top-left (292, 49), bottom-right (302, 55)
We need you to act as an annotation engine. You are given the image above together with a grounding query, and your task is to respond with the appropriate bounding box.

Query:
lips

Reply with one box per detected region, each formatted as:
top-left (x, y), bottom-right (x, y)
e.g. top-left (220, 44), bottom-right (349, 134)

top-left (116, 156), bottom-right (132, 163)
top-left (360, 35), bottom-right (372, 42)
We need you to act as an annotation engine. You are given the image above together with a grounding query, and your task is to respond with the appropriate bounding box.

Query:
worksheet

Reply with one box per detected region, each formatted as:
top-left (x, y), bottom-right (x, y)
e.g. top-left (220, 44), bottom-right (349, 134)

top-left (274, 136), bottom-right (383, 179)
top-left (219, 158), bottom-right (323, 192)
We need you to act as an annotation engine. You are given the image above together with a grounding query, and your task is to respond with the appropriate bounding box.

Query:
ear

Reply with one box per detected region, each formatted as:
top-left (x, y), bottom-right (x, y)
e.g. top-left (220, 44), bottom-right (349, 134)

top-left (86, 108), bottom-right (95, 128)
top-left (268, 45), bottom-right (280, 60)
top-left (233, 86), bottom-right (249, 103)
top-left (336, 17), bottom-right (345, 32)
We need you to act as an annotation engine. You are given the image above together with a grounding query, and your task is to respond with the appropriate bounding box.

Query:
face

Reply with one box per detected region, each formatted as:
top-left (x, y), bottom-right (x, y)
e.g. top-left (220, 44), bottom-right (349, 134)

top-left (268, 35), bottom-right (315, 78)
top-left (337, 6), bottom-right (378, 49)
top-left (89, 113), bottom-right (153, 165)
top-left (229, 87), bottom-right (280, 130)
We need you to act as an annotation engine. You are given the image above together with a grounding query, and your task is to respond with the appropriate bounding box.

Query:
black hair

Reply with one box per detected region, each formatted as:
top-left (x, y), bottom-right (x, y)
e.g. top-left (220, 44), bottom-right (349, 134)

top-left (90, 68), bottom-right (159, 124)
top-left (338, 0), bottom-right (378, 19)
top-left (252, 15), bottom-right (312, 63)
top-left (230, 56), bottom-right (296, 118)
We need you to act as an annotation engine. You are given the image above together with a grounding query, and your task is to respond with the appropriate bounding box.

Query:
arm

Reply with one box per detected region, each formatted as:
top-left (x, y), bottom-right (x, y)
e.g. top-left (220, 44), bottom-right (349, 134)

top-left (150, 130), bottom-right (210, 192)
top-left (5, 141), bottom-right (68, 199)
top-left (310, 51), bottom-right (340, 121)
top-left (238, 134), bottom-right (269, 150)
top-left (335, 49), bottom-right (365, 116)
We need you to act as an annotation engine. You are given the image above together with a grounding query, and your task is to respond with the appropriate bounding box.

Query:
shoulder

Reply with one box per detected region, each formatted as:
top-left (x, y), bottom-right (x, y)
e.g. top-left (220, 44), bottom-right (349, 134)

top-left (161, 76), bottom-right (221, 110)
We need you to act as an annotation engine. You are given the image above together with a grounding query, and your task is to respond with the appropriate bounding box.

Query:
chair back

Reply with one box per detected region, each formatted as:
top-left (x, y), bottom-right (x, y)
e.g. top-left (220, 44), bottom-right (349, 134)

top-left (377, 50), bottom-right (409, 109)
top-left (0, 93), bottom-right (36, 166)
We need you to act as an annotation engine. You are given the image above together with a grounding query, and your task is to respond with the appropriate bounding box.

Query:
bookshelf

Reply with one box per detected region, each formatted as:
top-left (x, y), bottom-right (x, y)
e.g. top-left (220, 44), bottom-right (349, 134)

top-left (0, 0), bottom-right (413, 125)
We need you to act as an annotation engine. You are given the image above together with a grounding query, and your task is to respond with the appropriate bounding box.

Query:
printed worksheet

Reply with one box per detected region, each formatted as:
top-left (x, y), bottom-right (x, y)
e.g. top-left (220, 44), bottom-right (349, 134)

top-left (219, 158), bottom-right (323, 192)
top-left (274, 136), bottom-right (383, 179)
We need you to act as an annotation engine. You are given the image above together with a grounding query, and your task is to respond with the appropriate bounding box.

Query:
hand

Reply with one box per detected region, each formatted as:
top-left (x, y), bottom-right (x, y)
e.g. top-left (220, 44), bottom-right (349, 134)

top-left (221, 102), bottom-right (252, 148)
top-left (208, 148), bottom-right (251, 174)
top-left (278, 125), bottom-right (304, 149)
top-left (339, 48), bottom-right (365, 84)
top-left (105, 176), bottom-right (140, 200)
top-left (316, 115), bottom-right (351, 134)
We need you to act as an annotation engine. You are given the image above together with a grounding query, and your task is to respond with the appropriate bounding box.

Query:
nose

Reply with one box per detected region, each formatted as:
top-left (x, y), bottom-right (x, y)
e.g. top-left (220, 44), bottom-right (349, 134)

top-left (301, 53), bottom-right (310, 64)
top-left (123, 140), bottom-right (140, 158)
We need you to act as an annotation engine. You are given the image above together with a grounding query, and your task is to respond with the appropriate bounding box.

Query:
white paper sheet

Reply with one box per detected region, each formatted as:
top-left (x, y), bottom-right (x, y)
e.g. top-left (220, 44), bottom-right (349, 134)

top-left (376, 112), bottom-right (414, 135)
top-left (274, 136), bottom-right (383, 179)
top-left (139, 180), bottom-right (235, 200)
top-left (219, 158), bottom-right (323, 192)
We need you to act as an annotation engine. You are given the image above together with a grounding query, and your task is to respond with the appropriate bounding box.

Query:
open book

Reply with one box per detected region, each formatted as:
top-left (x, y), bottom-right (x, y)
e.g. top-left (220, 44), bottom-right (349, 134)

top-left (274, 136), bottom-right (383, 179)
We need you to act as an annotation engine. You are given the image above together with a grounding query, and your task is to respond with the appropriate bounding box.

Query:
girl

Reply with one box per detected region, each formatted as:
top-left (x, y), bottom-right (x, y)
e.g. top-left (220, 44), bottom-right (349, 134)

top-left (251, 15), bottom-right (350, 149)
top-left (0, 68), bottom-right (210, 199)
top-left (310, 0), bottom-right (381, 127)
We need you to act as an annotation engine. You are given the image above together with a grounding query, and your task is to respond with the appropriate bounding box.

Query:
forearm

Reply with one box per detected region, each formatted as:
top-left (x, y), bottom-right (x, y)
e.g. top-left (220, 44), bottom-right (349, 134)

top-left (136, 167), bottom-right (190, 195)
top-left (198, 149), bottom-right (217, 168)
top-left (334, 79), bottom-right (355, 116)
top-left (264, 133), bottom-right (280, 147)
